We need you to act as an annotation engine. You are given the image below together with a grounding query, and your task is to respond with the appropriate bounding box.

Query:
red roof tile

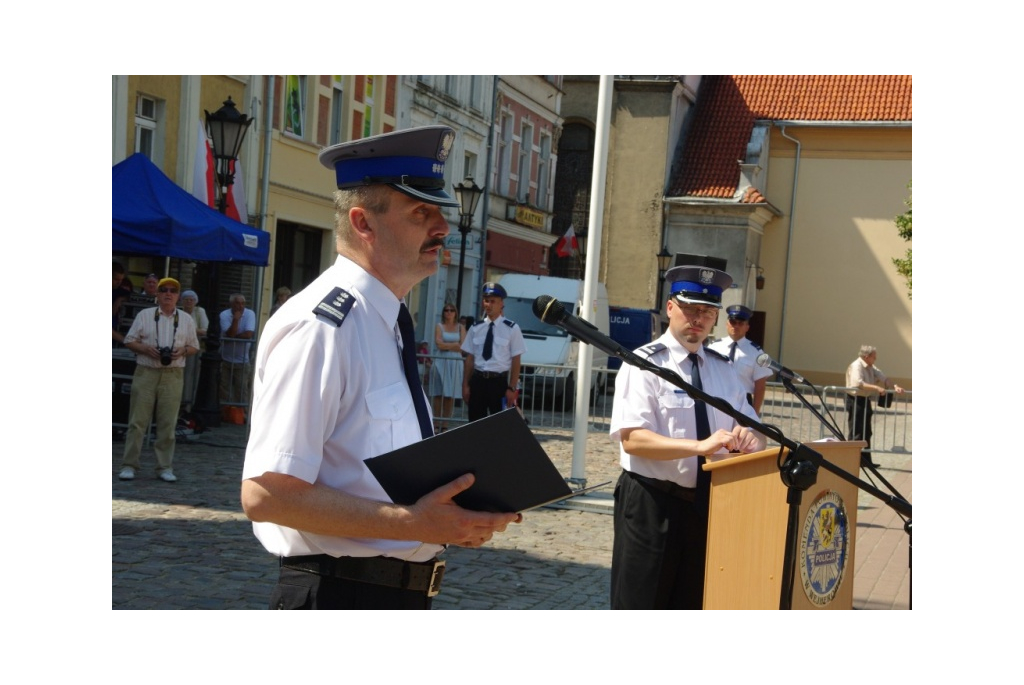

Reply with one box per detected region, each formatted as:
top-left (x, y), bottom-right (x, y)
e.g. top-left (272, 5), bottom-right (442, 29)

top-left (669, 75), bottom-right (912, 199)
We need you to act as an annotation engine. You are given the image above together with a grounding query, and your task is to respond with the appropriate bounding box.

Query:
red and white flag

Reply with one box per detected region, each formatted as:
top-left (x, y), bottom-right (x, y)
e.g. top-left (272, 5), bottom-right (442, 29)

top-left (193, 119), bottom-right (248, 224)
top-left (554, 224), bottom-right (578, 258)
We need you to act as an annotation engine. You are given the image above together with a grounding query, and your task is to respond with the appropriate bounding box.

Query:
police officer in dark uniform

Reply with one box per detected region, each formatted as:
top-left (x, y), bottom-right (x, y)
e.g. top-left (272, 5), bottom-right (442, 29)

top-left (461, 282), bottom-right (526, 421)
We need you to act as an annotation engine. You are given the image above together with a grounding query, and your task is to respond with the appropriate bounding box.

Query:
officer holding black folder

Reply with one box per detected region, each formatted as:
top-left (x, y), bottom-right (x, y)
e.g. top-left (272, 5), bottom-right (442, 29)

top-left (240, 126), bottom-right (519, 610)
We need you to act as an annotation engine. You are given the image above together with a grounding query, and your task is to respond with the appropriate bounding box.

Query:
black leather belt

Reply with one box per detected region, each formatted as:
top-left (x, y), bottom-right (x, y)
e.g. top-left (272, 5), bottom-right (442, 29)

top-left (280, 554), bottom-right (446, 597)
top-left (627, 470), bottom-right (696, 502)
top-left (473, 370), bottom-right (507, 379)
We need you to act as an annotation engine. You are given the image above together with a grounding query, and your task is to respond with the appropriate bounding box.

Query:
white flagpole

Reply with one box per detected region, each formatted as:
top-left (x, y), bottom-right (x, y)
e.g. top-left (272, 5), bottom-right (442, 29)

top-left (571, 76), bottom-right (613, 483)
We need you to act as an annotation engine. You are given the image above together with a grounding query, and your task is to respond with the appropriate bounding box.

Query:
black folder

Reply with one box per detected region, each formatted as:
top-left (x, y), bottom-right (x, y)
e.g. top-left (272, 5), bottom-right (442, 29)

top-left (364, 408), bottom-right (607, 513)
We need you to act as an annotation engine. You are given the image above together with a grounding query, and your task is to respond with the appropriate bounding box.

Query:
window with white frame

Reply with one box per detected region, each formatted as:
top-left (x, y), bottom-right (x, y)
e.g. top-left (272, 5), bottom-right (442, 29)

top-left (469, 76), bottom-right (483, 110)
top-left (518, 122), bottom-right (533, 203)
top-left (444, 75), bottom-right (458, 98)
top-left (134, 94), bottom-right (160, 160)
top-left (497, 113), bottom-right (511, 196)
top-left (464, 151), bottom-right (477, 183)
top-left (330, 77), bottom-right (344, 145)
top-left (537, 132), bottom-right (552, 209)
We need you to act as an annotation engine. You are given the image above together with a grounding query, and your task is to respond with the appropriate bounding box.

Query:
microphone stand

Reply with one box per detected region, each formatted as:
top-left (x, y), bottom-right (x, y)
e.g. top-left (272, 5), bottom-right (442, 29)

top-left (605, 344), bottom-right (912, 609)
top-left (777, 376), bottom-right (912, 608)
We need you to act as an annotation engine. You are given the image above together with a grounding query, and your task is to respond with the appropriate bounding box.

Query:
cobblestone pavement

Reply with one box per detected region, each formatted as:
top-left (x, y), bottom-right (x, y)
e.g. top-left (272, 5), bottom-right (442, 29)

top-left (112, 409), bottom-right (911, 610)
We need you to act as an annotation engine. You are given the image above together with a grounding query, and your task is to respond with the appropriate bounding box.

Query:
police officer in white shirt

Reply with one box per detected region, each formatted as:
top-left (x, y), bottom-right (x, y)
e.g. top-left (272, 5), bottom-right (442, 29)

top-left (708, 305), bottom-right (772, 414)
top-left (609, 264), bottom-right (765, 609)
top-left (240, 126), bottom-right (520, 610)
top-left (461, 282), bottom-right (526, 421)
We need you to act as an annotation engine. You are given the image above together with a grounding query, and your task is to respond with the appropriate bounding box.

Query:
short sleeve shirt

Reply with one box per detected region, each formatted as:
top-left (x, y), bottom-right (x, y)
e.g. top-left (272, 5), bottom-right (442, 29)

top-left (242, 255), bottom-right (441, 562)
top-left (461, 314), bottom-right (526, 373)
top-left (610, 331), bottom-right (759, 488)
top-left (124, 307), bottom-right (199, 369)
top-left (708, 336), bottom-right (772, 395)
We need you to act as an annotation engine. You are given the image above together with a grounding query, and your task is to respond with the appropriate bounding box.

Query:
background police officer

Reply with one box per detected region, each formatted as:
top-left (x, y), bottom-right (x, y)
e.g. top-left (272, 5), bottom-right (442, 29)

top-left (461, 282), bottom-right (526, 421)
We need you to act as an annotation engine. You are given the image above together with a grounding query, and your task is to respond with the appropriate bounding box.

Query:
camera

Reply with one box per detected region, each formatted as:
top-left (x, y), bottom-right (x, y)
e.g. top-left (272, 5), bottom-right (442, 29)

top-left (159, 347), bottom-right (173, 366)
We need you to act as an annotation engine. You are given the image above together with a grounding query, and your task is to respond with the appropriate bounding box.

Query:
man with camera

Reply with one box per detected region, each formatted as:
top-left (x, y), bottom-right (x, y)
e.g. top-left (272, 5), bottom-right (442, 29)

top-left (118, 277), bottom-right (199, 483)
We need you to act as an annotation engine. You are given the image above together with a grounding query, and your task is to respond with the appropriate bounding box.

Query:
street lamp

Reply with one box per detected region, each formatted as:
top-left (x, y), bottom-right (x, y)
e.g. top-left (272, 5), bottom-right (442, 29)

top-left (656, 246), bottom-right (672, 305)
top-left (453, 177), bottom-right (483, 315)
top-left (204, 96), bottom-right (254, 214)
top-left (195, 96), bottom-right (253, 429)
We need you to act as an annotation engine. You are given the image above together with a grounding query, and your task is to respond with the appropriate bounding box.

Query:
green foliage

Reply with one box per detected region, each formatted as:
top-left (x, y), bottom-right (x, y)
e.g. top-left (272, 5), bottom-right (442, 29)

top-left (892, 181), bottom-right (912, 299)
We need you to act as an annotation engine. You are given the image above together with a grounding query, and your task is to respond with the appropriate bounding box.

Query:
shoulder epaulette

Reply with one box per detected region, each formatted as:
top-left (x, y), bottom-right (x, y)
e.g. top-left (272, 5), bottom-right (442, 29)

top-left (637, 342), bottom-right (666, 358)
top-left (312, 287), bottom-right (355, 327)
top-left (705, 347), bottom-right (730, 362)
top-left (750, 341), bottom-right (763, 351)
top-left (503, 318), bottom-right (517, 328)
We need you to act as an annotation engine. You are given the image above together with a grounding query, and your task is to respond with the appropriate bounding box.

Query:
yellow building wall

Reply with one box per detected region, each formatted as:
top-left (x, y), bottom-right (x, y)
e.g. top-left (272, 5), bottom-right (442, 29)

top-left (760, 127), bottom-right (912, 387)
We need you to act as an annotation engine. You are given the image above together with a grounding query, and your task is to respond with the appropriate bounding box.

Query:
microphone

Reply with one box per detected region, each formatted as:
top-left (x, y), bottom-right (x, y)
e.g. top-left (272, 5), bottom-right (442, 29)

top-left (532, 295), bottom-right (632, 359)
top-left (756, 353), bottom-right (806, 384)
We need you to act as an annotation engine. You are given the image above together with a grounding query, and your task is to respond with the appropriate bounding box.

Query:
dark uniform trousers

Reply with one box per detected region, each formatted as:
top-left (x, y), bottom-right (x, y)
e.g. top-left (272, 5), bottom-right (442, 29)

top-left (270, 566), bottom-right (433, 610)
top-left (468, 370), bottom-right (508, 421)
top-left (845, 395), bottom-right (873, 459)
top-left (611, 470), bottom-right (709, 610)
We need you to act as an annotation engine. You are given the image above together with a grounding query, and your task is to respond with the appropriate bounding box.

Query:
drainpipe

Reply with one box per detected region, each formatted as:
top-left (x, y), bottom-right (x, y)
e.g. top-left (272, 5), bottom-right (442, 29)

top-left (254, 76), bottom-right (274, 328)
top-left (473, 75), bottom-right (500, 317)
top-left (777, 125), bottom-right (801, 363)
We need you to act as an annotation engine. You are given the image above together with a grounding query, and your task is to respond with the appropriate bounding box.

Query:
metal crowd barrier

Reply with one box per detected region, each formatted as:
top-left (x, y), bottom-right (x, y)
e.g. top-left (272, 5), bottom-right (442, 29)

top-left (218, 336), bottom-right (256, 421)
top-left (416, 354), bottom-right (913, 457)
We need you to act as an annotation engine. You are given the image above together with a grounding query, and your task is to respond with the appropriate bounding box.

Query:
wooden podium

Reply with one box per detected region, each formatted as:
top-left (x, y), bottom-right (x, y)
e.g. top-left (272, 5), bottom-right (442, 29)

top-left (701, 441), bottom-right (864, 610)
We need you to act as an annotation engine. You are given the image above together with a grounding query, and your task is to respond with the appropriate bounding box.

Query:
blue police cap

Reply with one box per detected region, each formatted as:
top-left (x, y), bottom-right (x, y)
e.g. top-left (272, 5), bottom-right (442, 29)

top-left (482, 282), bottom-right (507, 298)
top-left (664, 265), bottom-right (733, 308)
top-left (726, 305), bottom-right (753, 321)
top-left (318, 125), bottom-right (459, 208)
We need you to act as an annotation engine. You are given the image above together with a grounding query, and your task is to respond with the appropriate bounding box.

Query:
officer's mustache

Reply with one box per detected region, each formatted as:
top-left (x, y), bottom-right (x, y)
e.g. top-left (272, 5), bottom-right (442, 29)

top-left (422, 238), bottom-right (446, 251)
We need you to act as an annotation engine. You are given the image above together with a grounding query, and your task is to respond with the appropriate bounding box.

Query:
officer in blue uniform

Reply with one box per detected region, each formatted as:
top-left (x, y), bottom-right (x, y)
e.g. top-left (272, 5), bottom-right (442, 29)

top-left (461, 282), bottom-right (526, 421)
top-left (241, 126), bottom-right (520, 610)
top-left (609, 264), bottom-right (765, 609)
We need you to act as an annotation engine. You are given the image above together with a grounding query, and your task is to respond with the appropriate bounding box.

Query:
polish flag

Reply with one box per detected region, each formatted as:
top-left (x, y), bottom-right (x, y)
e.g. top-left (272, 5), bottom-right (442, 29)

top-left (554, 224), bottom-right (578, 258)
top-left (193, 119), bottom-right (248, 224)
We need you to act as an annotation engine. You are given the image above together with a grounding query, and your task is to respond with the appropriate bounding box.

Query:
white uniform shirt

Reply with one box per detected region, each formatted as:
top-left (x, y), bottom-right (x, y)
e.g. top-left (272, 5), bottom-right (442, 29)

top-left (242, 255), bottom-right (440, 561)
top-left (461, 314), bottom-right (526, 373)
top-left (124, 307), bottom-right (199, 369)
top-left (708, 335), bottom-right (772, 396)
top-left (610, 331), bottom-right (759, 488)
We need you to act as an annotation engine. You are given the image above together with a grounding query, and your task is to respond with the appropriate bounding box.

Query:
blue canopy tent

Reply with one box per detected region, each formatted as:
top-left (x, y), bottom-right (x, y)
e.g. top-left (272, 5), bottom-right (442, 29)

top-left (112, 153), bottom-right (270, 265)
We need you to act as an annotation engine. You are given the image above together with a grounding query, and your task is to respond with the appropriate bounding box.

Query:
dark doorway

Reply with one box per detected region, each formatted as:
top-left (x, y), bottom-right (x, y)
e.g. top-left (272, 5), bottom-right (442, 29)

top-left (275, 221), bottom-right (324, 293)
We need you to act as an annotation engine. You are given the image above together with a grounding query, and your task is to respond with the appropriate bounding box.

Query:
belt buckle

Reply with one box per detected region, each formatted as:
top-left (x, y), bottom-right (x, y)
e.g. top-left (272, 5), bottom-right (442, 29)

top-left (427, 559), bottom-right (446, 597)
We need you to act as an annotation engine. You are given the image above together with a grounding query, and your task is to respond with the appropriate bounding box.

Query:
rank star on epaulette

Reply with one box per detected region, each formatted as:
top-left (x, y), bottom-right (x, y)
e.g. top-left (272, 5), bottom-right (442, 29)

top-left (313, 287), bottom-right (354, 327)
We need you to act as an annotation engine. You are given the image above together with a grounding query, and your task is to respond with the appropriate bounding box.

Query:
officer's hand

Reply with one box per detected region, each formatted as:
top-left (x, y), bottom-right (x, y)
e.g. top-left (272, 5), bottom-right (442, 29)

top-left (412, 473), bottom-right (521, 548)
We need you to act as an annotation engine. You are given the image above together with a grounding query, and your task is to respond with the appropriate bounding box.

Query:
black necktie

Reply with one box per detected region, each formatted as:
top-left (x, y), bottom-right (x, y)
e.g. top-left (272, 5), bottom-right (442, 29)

top-left (482, 322), bottom-right (495, 361)
top-left (397, 304), bottom-right (433, 439)
top-left (688, 352), bottom-right (712, 499)
top-left (728, 341), bottom-right (737, 362)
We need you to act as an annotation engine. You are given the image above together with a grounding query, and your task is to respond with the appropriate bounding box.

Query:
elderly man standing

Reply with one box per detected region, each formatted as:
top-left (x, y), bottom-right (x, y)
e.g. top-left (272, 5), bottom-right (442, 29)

top-left (240, 125), bottom-right (520, 610)
top-left (118, 277), bottom-right (200, 482)
top-left (846, 344), bottom-right (905, 468)
top-left (219, 293), bottom-right (256, 412)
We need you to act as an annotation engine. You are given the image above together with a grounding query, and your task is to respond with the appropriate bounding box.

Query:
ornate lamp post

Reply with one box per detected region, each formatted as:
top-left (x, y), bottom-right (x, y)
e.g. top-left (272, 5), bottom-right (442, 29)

top-left (453, 177), bottom-right (483, 315)
top-left (194, 96), bottom-right (253, 429)
top-left (204, 97), bottom-right (254, 214)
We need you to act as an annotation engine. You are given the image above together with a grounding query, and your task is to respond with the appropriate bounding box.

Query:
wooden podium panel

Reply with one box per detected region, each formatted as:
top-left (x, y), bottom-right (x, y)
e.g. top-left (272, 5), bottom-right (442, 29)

top-left (702, 441), bottom-right (864, 610)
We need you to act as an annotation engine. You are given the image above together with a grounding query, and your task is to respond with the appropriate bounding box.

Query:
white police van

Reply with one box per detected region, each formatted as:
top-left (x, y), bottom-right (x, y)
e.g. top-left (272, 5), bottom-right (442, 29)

top-left (497, 274), bottom-right (610, 408)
